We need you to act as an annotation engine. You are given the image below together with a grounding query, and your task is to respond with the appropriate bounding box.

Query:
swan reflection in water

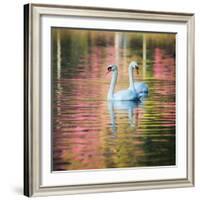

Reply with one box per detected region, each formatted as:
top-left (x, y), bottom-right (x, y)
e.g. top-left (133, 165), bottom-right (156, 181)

top-left (107, 100), bottom-right (144, 134)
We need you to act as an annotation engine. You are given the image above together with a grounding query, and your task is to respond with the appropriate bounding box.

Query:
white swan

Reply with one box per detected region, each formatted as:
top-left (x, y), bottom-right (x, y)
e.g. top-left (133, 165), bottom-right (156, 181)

top-left (128, 61), bottom-right (149, 96)
top-left (107, 64), bottom-right (140, 101)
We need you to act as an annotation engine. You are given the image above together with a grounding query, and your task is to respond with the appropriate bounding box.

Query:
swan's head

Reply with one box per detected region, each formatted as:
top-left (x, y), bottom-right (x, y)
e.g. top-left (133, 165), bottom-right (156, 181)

top-left (129, 61), bottom-right (139, 74)
top-left (107, 64), bottom-right (118, 74)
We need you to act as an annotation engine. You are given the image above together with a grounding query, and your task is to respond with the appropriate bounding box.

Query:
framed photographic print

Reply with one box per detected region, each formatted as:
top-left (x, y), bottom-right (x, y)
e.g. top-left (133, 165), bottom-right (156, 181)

top-left (24, 4), bottom-right (195, 197)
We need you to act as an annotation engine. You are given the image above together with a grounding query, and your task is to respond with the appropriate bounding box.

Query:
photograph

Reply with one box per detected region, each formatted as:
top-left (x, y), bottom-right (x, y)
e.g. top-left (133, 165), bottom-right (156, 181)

top-left (51, 28), bottom-right (176, 171)
top-left (24, 4), bottom-right (194, 196)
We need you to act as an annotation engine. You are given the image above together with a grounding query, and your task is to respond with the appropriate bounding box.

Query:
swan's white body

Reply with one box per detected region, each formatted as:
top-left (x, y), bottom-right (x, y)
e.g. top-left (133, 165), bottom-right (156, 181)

top-left (112, 89), bottom-right (138, 101)
top-left (107, 65), bottom-right (140, 101)
top-left (134, 82), bottom-right (148, 94)
top-left (128, 61), bottom-right (149, 97)
top-left (109, 100), bottom-right (139, 110)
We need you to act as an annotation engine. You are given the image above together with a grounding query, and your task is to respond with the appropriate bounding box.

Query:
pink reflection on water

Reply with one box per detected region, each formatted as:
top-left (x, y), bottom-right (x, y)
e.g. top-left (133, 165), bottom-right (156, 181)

top-left (153, 48), bottom-right (175, 96)
top-left (153, 48), bottom-right (175, 81)
top-left (77, 46), bottom-right (116, 79)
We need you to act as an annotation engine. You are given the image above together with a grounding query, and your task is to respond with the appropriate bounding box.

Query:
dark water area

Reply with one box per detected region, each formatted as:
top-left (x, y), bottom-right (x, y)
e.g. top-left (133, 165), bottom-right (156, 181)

top-left (52, 29), bottom-right (176, 171)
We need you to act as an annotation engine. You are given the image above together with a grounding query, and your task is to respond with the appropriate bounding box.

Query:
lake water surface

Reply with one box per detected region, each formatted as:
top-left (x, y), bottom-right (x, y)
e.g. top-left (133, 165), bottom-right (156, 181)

top-left (52, 29), bottom-right (176, 171)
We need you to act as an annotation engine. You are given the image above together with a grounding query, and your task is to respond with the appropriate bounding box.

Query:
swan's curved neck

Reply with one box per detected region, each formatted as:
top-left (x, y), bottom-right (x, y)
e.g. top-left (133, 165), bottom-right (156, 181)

top-left (107, 70), bottom-right (118, 100)
top-left (128, 65), bottom-right (135, 90)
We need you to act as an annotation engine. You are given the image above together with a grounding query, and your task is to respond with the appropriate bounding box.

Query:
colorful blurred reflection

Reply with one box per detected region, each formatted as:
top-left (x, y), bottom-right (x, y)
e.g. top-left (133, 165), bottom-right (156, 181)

top-left (52, 28), bottom-right (176, 171)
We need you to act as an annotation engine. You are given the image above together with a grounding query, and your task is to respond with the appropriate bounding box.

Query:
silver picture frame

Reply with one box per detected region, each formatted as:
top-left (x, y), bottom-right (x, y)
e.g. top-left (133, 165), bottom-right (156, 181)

top-left (24, 3), bottom-right (195, 197)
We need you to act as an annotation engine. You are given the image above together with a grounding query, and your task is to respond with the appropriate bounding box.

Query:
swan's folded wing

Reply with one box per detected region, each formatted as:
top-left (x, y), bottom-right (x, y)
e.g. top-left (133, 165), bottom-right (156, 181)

top-left (134, 82), bottom-right (149, 93)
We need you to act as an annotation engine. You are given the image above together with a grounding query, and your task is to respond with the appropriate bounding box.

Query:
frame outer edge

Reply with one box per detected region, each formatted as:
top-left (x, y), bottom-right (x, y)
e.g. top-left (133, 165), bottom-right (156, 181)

top-left (32, 3), bottom-right (42, 196)
top-left (24, 3), bottom-right (33, 197)
top-left (30, 3), bottom-right (194, 17)
top-left (187, 14), bottom-right (195, 186)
